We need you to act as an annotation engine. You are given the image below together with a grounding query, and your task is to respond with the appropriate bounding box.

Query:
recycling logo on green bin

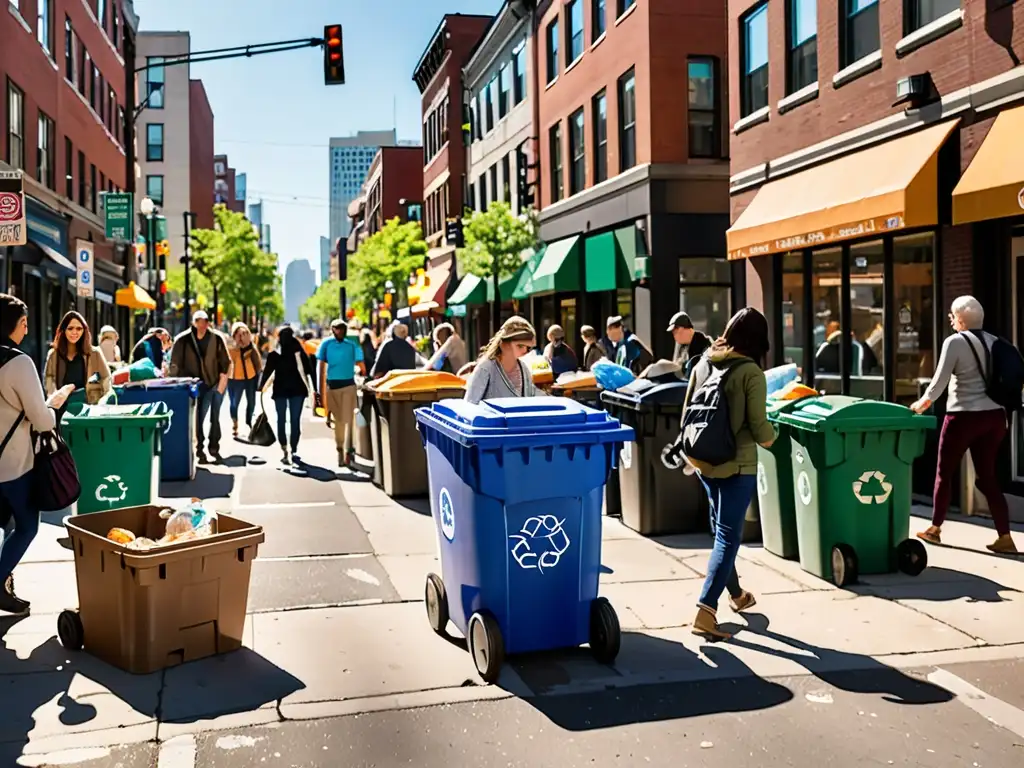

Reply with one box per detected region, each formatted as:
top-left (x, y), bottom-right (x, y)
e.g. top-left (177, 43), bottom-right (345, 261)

top-left (95, 475), bottom-right (129, 505)
top-left (852, 470), bottom-right (893, 504)
top-left (797, 471), bottom-right (813, 506)
top-left (756, 463), bottom-right (769, 497)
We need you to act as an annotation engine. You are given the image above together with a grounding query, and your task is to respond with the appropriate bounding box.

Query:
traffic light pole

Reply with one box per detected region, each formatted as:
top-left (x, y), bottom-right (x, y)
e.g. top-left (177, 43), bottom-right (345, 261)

top-left (183, 211), bottom-right (193, 325)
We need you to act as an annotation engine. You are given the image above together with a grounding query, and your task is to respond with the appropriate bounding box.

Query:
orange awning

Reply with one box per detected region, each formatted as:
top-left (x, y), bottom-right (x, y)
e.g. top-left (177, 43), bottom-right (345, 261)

top-left (727, 120), bottom-right (959, 260)
top-left (115, 282), bottom-right (156, 311)
top-left (952, 105), bottom-right (1024, 225)
top-left (417, 261), bottom-right (453, 308)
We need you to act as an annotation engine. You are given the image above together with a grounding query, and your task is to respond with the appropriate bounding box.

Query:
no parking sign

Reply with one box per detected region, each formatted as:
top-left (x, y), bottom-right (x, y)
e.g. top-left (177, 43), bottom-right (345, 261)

top-left (76, 240), bottom-right (94, 298)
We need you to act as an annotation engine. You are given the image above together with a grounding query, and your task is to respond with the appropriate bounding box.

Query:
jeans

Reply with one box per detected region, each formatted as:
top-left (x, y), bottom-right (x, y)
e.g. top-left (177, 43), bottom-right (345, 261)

top-left (275, 395), bottom-right (305, 452)
top-left (932, 409), bottom-right (1010, 535)
top-left (698, 473), bottom-right (757, 612)
top-left (196, 386), bottom-right (224, 454)
top-left (0, 473), bottom-right (39, 583)
top-left (227, 378), bottom-right (258, 427)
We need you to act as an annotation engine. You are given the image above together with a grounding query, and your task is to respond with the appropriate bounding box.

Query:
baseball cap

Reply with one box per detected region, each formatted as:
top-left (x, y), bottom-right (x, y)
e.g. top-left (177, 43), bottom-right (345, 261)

top-left (666, 311), bottom-right (693, 331)
top-left (192, 310), bottom-right (209, 322)
top-left (606, 315), bottom-right (623, 328)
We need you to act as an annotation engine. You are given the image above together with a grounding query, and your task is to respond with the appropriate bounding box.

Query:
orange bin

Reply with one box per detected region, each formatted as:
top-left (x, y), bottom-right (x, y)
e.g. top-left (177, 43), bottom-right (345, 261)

top-left (59, 506), bottom-right (264, 674)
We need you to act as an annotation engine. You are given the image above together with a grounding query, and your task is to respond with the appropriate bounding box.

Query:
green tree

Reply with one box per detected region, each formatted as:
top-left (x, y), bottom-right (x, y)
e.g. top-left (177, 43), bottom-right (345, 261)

top-left (347, 217), bottom-right (429, 322)
top-left (460, 201), bottom-right (537, 281)
top-left (299, 279), bottom-right (343, 326)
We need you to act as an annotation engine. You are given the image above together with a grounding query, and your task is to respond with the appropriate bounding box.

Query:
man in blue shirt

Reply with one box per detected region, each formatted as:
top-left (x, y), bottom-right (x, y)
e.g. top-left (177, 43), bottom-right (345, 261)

top-left (317, 319), bottom-right (364, 466)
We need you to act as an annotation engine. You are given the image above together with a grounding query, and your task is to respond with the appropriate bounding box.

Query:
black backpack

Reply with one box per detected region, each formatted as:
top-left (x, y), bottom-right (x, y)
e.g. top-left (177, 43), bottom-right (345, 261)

top-left (960, 331), bottom-right (1024, 413)
top-left (678, 358), bottom-right (749, 466)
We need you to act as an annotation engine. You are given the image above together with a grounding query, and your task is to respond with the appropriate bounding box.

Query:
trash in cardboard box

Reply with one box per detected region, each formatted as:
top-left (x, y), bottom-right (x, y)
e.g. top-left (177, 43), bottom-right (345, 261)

top-left (105, 497), bottom-right (217, 550)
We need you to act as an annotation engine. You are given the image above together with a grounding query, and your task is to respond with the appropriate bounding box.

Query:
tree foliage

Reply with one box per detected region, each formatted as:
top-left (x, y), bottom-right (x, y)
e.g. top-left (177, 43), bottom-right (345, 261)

top-left (347, 217), bottom-right (429, 321)
top-left (299, 279), bottom-right (343, 326)
top-left (460, 202), bottom-right (537, 280)
top-left (187, 204), bottom-right (283, 323)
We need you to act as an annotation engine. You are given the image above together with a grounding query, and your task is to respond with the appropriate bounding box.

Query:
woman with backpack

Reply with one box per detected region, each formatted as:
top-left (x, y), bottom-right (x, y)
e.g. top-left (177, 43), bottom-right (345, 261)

top-left (679, 307), bottom-right (777, 640)
top-left (258, 326), bottom-right (315, 465)
top-left (911, 296), bottom-right (1017, 554)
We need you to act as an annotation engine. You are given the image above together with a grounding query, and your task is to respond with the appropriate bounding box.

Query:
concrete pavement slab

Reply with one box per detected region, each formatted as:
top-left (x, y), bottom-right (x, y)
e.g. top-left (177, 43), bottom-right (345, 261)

top-left (0, 741), bottom-right (159, 768)
top-left (350, 504), bottom-right (437, 556)
top-left (377, 553), bottom-right (440, 602)
top-left (339, 477), bottom-right (397, 507)
top-left (19, 519), bottom-right (74, 565)
top-left (160, 465), bottom-right (238, 501)
top-left (938, 659), bottom-right (1024, 715)
top-left (248, 556), bottom-right (400, 612)
top-left (738, 546), bottom-right (839, 592)
top-left (7, 562), bottom-right (79, 617)
top-left (237, 503), bottom-right (372, 558)
top-left (251, 602), bottom-right (492, 707)
top-left (240, 467), bottom-right (342, 505)
top-left (885, 588), bottom-right (1024, 646)
top-left (598, 539), bottom-right (702, 583)
top-left (599, 517), bottom-right (645, 541)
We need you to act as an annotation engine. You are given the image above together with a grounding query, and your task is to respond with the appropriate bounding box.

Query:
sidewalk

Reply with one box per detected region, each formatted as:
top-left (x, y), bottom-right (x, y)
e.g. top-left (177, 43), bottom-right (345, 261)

top-left (1, 408), bottom-right (1023, 763)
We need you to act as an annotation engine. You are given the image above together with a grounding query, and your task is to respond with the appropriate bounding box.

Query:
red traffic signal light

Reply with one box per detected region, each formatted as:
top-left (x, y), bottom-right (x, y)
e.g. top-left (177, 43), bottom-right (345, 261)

top-left (159, 282), bottom-right (167, 295)
top-left (323, 25), bottom-right (345, 86)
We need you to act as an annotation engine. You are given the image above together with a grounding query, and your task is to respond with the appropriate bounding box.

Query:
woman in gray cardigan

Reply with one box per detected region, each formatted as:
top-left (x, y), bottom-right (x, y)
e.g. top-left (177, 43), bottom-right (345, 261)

top-left (465, 316), bottom-right (538, 404)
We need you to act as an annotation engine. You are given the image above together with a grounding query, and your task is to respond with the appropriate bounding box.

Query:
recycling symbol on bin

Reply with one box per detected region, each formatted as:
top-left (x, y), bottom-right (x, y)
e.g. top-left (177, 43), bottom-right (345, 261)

top-left (95, 474), bottom-right (129, 504)
top-left (510, 515), bottom-right (571, 573)
top-left (161, 408), bottom-right (174, 435)
top-left (757, 463), bottom-right (769, 497)
top-left (619, 442), bottom-right (632, 470)
top-left (438, 488), bottom-right (455, 542)
top-left (852, 470), bottom-right (893, 505)
top-left (661, 441), bottom-right (684, 470)
top-left (797, 471), bottom-right (813, 506)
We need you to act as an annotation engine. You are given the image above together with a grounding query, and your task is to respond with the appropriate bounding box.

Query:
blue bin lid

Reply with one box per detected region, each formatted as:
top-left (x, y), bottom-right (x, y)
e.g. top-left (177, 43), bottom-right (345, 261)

top-left (415, 396), bottom-right (634, 448)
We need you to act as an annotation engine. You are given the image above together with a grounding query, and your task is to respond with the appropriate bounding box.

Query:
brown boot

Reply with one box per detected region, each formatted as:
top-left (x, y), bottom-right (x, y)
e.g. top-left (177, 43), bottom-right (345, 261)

top-left (987, 534), bottom-right (1018, 554)
top-left (232, 419), bottom-right (239, 437)
top-left (917, 526), bottom-right (941, 545)
top-left (729, 591), bottom-right (757, 613)
top-left (692, 605), bottom-right (732, 640)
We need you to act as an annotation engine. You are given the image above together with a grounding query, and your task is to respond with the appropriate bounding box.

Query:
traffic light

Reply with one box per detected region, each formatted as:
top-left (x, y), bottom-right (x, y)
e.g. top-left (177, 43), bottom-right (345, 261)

top-left (461, 102), bottom-right (472, 147)
top-left (323, 25), bottom-right (345, 85)
top-left (516, 146), bottom-right (534, 208)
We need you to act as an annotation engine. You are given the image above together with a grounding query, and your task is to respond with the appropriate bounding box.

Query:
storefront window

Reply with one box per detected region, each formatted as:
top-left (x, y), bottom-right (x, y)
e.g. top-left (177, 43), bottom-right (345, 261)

top-left (1011, 231), bottom-right (1024, 480)
top-left (679, 257), bottom-right (731, 338)
top-left (811, 248), bottom-right (842, 392)
top-left (780, 253), bottom-right (804, 375)
top-left (560, 297), bottom-right (577, 352)
top-left (616, 288), bottom-right (633, 326)
top-left (893, 233), bottom-right (935, 406)
top-left (849, 240), bottom-right (884, 399)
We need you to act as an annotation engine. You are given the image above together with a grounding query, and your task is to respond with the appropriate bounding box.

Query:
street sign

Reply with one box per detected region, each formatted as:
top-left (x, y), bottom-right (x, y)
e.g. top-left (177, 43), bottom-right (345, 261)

top-left (0, 170), bottom-right (27, 247)
top-left (76, 240), bottom-right (94, 299)
top-left (104, 192), bottom-right (133, 240)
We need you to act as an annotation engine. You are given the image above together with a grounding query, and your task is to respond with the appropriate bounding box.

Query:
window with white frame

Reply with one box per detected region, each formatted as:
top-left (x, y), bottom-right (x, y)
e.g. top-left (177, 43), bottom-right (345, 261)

top-left (567, 0), bottom-right (584, 64)
top-left (37, 0), bottom-right (52, 55)
top-left (513, 42), bottom-right (527, 104)
top-left (37, 112), bottom-right (55, 189)
top-left (6, 82), bottom-right (24, 170)
top-left (147, 57), bottom-right (165, 109)
top-left (618, 68), bottom-right (636, 172)
top-left (146, 123), bottom-right (164, 162)
top-left (569, 107), bottom-right (585, 195)
top-left (741, 3), bottom-right (769, 116)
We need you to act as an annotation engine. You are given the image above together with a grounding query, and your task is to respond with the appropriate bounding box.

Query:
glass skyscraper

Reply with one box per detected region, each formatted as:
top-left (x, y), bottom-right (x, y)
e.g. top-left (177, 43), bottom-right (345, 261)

top-left (329, 130), bottom-right (397, 245)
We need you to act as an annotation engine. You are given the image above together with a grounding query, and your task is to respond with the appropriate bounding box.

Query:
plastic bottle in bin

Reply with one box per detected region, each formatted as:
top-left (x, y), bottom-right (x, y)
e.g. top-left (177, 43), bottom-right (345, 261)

top-left (764, 364), bottom-right (798, 396)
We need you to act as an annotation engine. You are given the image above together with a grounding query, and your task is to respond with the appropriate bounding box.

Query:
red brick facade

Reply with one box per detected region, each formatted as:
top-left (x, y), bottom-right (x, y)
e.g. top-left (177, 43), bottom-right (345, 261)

top-left (365, 146), bottom-right (423, 236)
top-left (188, 80), bottom-right (214, 230)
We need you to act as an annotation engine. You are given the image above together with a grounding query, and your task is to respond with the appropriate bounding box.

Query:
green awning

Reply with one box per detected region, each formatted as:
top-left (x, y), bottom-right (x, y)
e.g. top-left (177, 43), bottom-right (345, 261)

top-left (486, 263), bottom-right (527, 303)
top-left (448, 273), bottom-right (486, 306)
top-left (524, 236), bottom-right (580, 295)
top-left (614, 225), bottom-right (649, 280)
top-left (585, 231), bottom-right (634, 292)
top-left (512, 246), bottom-right (546, 300)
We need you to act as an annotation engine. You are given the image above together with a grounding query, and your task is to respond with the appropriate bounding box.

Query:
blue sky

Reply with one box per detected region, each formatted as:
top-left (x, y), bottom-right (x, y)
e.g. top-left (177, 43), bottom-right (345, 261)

top-left (134, 0), bottom-right (499, 281)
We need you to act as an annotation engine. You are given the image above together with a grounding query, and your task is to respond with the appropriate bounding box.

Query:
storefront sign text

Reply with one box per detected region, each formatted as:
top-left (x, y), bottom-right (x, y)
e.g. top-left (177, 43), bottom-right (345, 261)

top-left (76, 240), bottom-right (95, 299)
top-left (0, 171), bottom-right (27, 247)
top-left (729, 214), bottom-right (906, 260)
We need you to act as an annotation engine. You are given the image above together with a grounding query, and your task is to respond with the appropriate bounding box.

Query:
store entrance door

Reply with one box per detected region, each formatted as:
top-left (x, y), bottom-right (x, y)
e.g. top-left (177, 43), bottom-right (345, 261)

top-left (1011, 232), bottom-right (1024, 482)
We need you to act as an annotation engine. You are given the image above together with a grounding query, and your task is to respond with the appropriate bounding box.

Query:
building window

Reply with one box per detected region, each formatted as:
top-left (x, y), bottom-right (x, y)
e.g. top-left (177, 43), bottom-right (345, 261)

top-left (741, 3), bottom-right (769, 116)
top-left (593, 0), bottom-right (606, 40)
top-left (567, 0), bottom-right (584, 64)
top-left (65, 17), bottom-right (74, 80)
top-left (90, 62), bottom-right (98, 110)
top-left (546, 19), bottom-right (559, 84)
top-left (501, 153), bottom-right (511, 204)
top-left (490, 164), bottom-right (499, 203)
top-left (146, 175), bottom-right (164, 206)
top-left (37, 112), bottom-right (55, 189)
top-left (780, 253), bottom-right (805, 375)
top-left (6, 82), bottom-right (24, 170)
top-left (906, 0), bottom-right (959, 34)
top-left (849, 240), bottom-right (885, 399)
top-left (77, 150), bottom-right (85, 206)
top-left (687, 57), bottom-right (719, 158)
top-left (593, 89), bottom-right (607, 183)
top-left (112, 5), bottom-right (119, 47)
top-left (569, 107), bottom-right (585, 195)
top-left (485, 79), bottom-right (495, 133)
top-left (787, 0), bottom-right (818, 93)
top-left (549, 122), bottom-right (563, 202)
top-left (64, 137), bottom-right (73, 198)
top-left (78, 48), bottom-right (87, 94)
top-left (811, 248), bottom-right (843, 392)
top-left (679, 258), bottom-right (733, 339)
top-left (618, 68), bottom-right (636, 172)
top-left (893, 233), bottom-right (935, 404)
top-left (108, 86), bottom-right (115, 130)
top-left (478, 172), bottom-right (488, 211)
top-left (147, 57), bottom-right (165, 109)
top-left (617, 0), bottom-right (636, 17)
top-left (146, 123), bottom-right (164, 161)
top-left (499, 63), bottom-right (511, 118)
top-left (842, 0), bottom-right (880, 67)
top-left (512, 42), bottom-right (527, 104)
top-left (117, 106), bottom-right (125, 146)
top-left (89, 163), bottom-right (97, 212)
top-left (37, 0), bottom-right (52, 55)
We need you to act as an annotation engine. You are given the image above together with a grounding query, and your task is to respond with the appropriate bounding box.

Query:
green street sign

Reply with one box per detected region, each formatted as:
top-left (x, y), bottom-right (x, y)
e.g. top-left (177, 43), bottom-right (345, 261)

top-left (104, 192), bottom-right (133, 241)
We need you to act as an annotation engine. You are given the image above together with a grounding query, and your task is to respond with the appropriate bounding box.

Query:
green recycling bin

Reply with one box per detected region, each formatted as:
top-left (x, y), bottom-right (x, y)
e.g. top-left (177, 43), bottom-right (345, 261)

top-left (774, 396), bottom-right (935, 587)
top-left (757, 395), bottom-right (816, 560)
top-left (62, 403), bottom-right (170, 515)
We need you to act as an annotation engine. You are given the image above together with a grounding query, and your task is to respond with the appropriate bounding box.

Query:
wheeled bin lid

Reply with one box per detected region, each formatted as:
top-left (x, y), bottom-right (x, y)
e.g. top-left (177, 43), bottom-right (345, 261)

top-left (600, 380), bottom-right (688, 411)
top-left (373, 371), bottom-right (466, 401)
top-left (415, 396), bottom-right (634, 449)
top-left (365, 369), bottom-right (435, 392)
top-left (773, 395), bottom-right (936, 433)
top-left (62, 402), bottom-right (171, 426)
top-left (765, 389), bottom-right (819, 420)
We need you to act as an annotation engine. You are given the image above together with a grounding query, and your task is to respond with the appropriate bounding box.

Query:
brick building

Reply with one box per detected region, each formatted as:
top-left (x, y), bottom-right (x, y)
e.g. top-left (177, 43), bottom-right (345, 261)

top-left (533, 0), bottom-right (734, 361)
top-left (363, 146), bottom-right (424, 237)
top-left (213, 153), bottom-right (239, 213)
top-left (188, 80), bottom-right (214, 230)
top-left (725, 0), bottom-right (1024, 495)
top-left (1, 0), bottom-right (138, 368)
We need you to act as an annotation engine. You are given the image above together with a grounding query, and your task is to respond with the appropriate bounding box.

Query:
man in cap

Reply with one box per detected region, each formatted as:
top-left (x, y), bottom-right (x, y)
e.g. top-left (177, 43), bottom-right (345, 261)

top-left (667, 311), bottom-right (712, 375)
top-left (606, 315), bottom-right (653, 375)
top-left (317, 319), bottom-right (365, 466)
top-left (169, 309), bottom-right (230, 462)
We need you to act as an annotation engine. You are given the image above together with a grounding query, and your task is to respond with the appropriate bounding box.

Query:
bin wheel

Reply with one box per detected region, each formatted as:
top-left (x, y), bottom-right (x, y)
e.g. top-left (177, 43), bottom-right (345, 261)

top-left (57, 609), bottom-right (84, 651)
top-left (424, 573), bottom-right (449, 635)
top-left (467, 611), bottom-right (505, 684)
top-left (830, 543), bottom-right (859, 588)
top-left (589, 597), bottom-right (621, 665)
top-left (896, 538), bottom-right (928, 577)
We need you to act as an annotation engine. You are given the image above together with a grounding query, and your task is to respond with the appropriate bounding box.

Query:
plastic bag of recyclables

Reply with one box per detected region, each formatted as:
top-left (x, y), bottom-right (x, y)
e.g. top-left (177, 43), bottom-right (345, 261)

top-left (105, 498), bottom-right (217, 550)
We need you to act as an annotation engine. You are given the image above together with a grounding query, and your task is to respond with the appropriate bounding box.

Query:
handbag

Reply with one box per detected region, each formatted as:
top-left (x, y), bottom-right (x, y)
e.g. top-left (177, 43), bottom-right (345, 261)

top-left (249, 390), bottom-right (277, 447)
top-left (31, 429), bottom-right (81, 511)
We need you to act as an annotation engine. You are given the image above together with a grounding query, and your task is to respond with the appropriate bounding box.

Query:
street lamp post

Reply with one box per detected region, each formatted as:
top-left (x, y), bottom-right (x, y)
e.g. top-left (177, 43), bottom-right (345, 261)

top-left (140, 196), bottom-right (162, 326)
top-left (183, 211), bottom-right (194, 324)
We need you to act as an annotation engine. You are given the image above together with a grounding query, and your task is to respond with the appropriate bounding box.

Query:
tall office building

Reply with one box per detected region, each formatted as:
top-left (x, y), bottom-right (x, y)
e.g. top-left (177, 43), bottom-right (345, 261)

top-left (284, 259), bottom-right (316, 324)
top-left (328, 130), bottom-right (397, 245)
top-left (319, 236), bottom-right (332, 284)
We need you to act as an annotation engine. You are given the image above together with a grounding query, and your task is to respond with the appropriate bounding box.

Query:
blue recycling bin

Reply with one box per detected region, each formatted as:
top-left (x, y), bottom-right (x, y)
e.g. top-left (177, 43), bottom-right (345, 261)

top-left (114, 378), bottom-right (200, 481)
top-left (414, 396), bottom-right (634, 683)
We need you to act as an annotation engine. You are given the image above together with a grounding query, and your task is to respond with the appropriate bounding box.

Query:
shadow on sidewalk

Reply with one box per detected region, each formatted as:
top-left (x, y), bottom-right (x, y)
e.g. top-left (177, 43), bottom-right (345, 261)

top-left (396, 497), bottom-right (431, 516)
top-left (160, 467), bottom-right (236, 500)
top-left (728, 613), bottom-right (954, 705)
top-left (852, 566), bottom-right (1015, 602)
top-left (650, 532), bottom-right (716, 553)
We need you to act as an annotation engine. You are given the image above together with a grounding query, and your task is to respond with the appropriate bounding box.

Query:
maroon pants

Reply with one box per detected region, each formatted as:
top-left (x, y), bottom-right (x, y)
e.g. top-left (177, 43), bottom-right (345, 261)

top-left (932, 409), bottom-right (1011, 535)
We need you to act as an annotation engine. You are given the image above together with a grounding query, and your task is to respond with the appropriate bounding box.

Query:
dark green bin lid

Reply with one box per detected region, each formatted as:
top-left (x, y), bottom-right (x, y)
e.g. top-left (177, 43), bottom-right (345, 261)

top-left (62, 402), bottom-right (170, 426)
top-left (773, 395), bottom-right (936, 433)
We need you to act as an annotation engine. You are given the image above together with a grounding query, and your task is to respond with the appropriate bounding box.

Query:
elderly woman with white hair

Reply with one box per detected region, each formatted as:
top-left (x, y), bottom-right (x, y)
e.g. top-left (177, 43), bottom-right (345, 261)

top-left (911, 295), bottom-right (1017, 554)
